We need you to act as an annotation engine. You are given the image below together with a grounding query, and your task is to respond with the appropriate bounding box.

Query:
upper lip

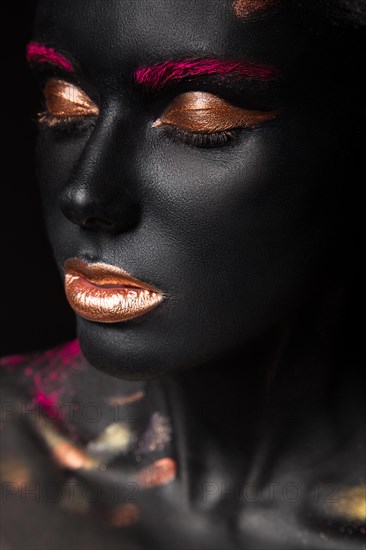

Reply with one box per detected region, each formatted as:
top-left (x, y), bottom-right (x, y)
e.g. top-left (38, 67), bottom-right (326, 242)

top-left (64, 258), bottom-right (162, 293)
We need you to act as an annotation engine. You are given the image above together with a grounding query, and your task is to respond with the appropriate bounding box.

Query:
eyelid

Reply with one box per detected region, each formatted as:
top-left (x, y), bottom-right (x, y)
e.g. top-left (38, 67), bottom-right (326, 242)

top-left (152, 91), bottom-right (279, 133)
top-left (42, 79), bottom-right (99, 119)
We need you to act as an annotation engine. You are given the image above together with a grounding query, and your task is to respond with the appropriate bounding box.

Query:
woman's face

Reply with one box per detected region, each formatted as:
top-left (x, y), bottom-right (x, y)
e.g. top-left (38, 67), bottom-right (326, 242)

top-left (32, 0), bottom-right (345, 378)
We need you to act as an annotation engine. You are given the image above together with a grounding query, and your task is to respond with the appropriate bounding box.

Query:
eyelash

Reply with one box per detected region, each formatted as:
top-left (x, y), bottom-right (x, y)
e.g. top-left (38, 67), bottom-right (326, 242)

top-left (36, 112), bottom-right (97, 132)
top-left (161, 125), bottom-right (239, 148)
top-left (37, 109), bottom-right (240, 148)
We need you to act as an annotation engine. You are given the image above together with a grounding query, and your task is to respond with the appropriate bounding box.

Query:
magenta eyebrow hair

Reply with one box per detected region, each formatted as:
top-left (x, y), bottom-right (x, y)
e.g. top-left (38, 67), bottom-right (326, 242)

top-left (26, 42), bottom-right (75, 73)
top-left (135, 58), bottom-right (281, 91)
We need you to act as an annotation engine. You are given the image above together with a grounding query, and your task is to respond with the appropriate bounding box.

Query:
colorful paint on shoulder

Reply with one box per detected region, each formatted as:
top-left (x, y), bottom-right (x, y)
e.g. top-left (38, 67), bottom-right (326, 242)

top-left (0, 340), bottom-right (85, 419)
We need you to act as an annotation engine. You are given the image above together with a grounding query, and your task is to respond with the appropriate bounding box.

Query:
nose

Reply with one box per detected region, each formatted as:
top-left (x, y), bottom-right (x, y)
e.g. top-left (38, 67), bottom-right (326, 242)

top-left (59, 184), bottom-right (139, 233)
top-left (59, 118), bottom-right (140, 234)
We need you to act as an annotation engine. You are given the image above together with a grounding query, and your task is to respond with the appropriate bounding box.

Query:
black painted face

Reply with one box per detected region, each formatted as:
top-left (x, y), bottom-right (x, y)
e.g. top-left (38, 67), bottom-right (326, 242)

top-left (33, 0), bottom-right (346, 379)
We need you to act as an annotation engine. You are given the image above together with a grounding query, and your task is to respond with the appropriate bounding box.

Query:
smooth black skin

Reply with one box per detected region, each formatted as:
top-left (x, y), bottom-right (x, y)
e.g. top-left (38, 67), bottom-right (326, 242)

top-left (1, 2), bottom-right (364, 549)
top-left (32, 0), bottom-right (350, 379)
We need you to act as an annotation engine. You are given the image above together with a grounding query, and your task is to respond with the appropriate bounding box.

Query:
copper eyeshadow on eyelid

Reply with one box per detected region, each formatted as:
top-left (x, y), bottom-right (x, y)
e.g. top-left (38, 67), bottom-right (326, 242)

top-left (152, 91), bottom-right (279, 133)
top-left (39, 79), bottom-right (99, 123)
top-left (233, 0), bottom-right (281, 20)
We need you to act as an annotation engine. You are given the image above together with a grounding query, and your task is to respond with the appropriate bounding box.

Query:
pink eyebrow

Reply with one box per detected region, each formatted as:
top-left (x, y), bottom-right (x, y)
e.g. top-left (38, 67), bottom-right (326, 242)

top-left (135, 58), bottom-right (280, 91)
top-left (26, 42), bottom-right (75, 73)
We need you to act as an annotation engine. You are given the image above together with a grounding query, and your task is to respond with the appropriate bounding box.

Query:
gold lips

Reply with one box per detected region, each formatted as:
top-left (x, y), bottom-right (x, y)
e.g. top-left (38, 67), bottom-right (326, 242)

top-left (64, 258), bottom-right (163, 323)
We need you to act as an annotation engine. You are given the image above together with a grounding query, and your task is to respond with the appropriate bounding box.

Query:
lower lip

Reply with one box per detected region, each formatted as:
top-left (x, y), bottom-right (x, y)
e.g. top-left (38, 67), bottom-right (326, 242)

top-left (65, 274), bottom-right (163, 323)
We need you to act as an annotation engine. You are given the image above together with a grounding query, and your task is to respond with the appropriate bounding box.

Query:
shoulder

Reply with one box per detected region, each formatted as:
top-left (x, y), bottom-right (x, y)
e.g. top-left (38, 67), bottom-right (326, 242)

top-left (0, 339), bottom-right (81, 371)
top-left (0, 339), bottom-right (82, 378)
top-left (0, 339), bottom-right (84, 402)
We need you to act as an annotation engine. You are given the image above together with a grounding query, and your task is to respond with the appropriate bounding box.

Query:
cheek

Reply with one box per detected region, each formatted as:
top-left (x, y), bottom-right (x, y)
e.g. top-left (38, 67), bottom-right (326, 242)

top-left (138, 118), bottom-right (340, 335)
top-left (144, 120), bottom-right (337, 269)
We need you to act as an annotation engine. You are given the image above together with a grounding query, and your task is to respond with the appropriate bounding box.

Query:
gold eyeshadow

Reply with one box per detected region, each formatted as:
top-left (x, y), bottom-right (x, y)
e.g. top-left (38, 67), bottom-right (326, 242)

top-left (152, 91), bottom-right (279, 134)
top-left (38, 79), bottom-right (99, 126)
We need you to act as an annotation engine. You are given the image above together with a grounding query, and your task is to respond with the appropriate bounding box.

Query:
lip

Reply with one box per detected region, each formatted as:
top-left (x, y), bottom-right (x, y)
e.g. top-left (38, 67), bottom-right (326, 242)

top-left (64, 258), bottom-right (164, 323)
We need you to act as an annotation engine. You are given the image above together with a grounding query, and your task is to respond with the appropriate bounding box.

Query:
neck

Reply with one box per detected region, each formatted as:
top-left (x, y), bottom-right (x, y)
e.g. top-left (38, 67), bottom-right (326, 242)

top-left (164, 282), bottom-right (345, 454)
top-left (167, 323), bottom-right (289, 453)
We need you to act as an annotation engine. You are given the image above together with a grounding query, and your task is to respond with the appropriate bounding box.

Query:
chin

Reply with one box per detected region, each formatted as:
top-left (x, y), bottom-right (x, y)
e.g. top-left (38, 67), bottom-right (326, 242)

top-left (75, 295), bottom-right (286, 379)
top-left (77, 316), bottom-right (204, 381)
top-left (76, 317), bottom-right (173, 380)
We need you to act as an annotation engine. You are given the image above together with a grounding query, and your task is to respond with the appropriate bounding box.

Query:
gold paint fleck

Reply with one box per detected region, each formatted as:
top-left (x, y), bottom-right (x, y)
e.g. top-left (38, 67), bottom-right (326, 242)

top-left (87, 422), bottom-right (134, 455)
top-left (104, 503), bottom-right (140, 527)
top-left (51, 440), bottom-right (96, 470)
top-left (37, 417), bottom-right (97, 470)
top-left (323, 486), bottom-right (366, 523)
top-left (0, 460), bottom-right (31, 485)
top-left (105, 390), bottom-right (145, 406)
top-left (135, 457), bottom-right (177, 489)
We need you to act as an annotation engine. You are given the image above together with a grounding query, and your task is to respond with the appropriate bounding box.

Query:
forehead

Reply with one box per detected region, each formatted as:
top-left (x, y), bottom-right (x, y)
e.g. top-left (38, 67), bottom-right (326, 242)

top-left (34, 0), bottom-right (305, 78)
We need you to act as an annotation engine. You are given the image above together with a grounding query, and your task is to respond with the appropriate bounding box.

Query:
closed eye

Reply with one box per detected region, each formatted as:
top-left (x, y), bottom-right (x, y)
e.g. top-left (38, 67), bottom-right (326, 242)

top-left (152, 91), bottom-right (279, 148)
top-left (153, 91), bottom-right (279, 132)
top-left (37, 79), bottom-right (99, 128)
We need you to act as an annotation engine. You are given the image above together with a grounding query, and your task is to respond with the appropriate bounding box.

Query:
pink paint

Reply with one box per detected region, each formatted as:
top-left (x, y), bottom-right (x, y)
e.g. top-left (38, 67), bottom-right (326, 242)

top-left (34, 391), bottom-right (59, 418)
top-left (1, 340), bottom-right (83, 421)
top-left (1, 340), bottom-right (85, 435)
top-left (44, 338), bottom-right (80, 365)
top-left (135, 58), bottom-right (280, 91)
top-left (26, 42), bottom-right (74, 72)
top-left (0, 355), bottom-right (24, 369)
top-left (60, 339), bottom-right (80, 364)
top-left (0, 339), bottom-right (80, 371)
top-left (29, 340), bottom-right (83, 405)
top-left (28, 340), bottom-right (83, 421)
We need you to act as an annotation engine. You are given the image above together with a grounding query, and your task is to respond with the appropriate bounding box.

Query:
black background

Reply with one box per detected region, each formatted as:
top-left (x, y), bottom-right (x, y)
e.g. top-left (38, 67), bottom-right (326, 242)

top-left (1, 3), bottom-right (75, 357)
